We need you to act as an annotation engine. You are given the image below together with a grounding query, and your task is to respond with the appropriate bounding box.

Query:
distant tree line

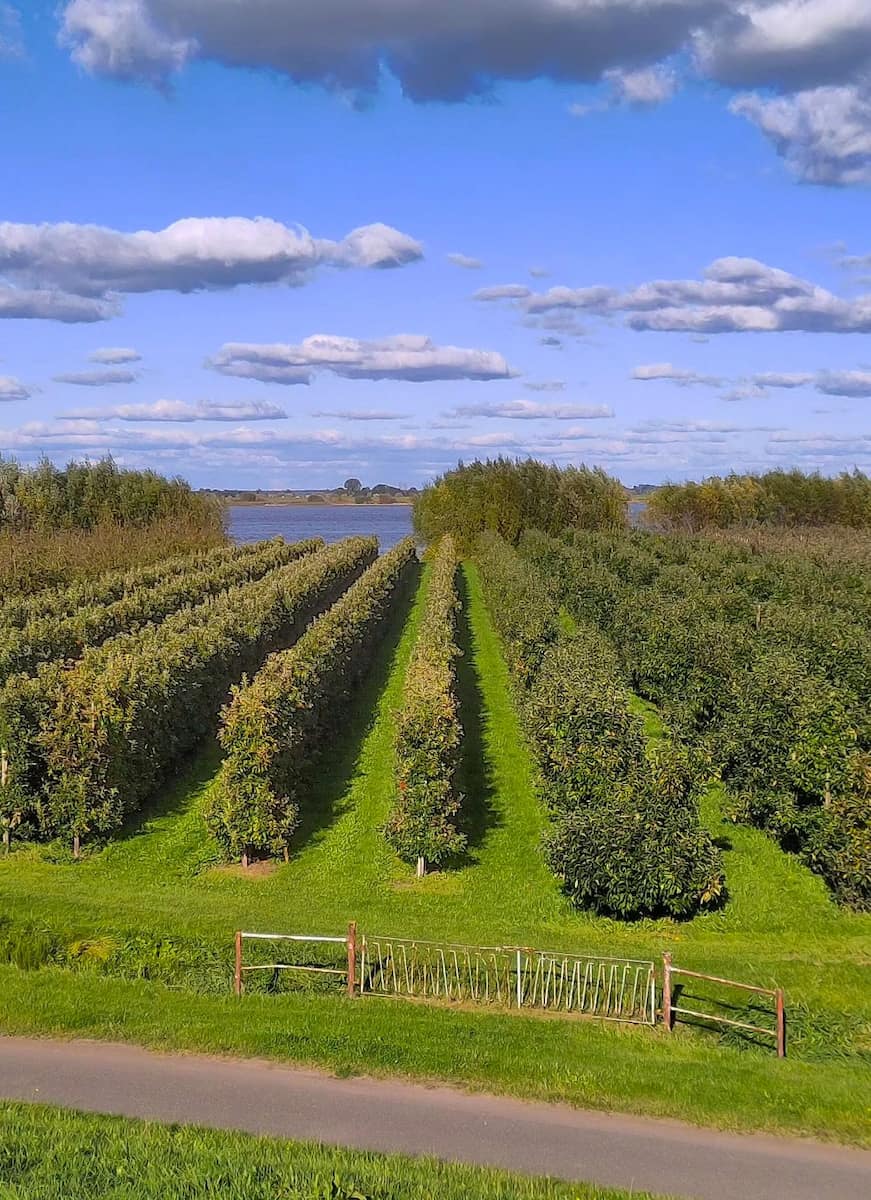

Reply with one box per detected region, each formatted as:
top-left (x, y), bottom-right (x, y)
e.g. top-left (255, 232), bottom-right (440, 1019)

top-left (413, 458), bottom-right (627, 548)
top-left (647, 469), bottom-right (871, 530)
top-left (0, 456), bottom-right (223, 534)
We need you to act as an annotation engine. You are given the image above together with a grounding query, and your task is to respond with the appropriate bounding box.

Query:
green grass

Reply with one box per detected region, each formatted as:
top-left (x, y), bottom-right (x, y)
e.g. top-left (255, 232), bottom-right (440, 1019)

top-left (0, 564), bottom-right (869, 1143)
top-left (0, 1103), bottom-right (665, 1199)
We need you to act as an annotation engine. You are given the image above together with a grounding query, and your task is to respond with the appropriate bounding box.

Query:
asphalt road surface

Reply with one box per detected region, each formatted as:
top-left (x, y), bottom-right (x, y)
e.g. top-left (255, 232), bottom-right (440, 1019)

top-left (1, 1036), bottom-right (869, 1200)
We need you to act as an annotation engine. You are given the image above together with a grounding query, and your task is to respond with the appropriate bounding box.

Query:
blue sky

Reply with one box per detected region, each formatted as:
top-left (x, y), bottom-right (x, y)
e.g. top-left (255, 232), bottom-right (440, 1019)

top-left (2, 1), bottom-right (871, 488)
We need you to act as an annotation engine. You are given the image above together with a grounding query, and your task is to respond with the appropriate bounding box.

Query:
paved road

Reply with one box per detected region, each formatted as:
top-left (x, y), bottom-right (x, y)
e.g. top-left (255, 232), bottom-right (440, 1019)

top-left (1, 1037), bottom-right (869, 1200)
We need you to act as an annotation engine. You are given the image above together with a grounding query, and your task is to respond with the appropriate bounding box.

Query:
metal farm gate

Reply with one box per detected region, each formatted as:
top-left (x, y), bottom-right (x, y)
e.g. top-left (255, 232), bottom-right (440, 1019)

top-left (359, 935), bottom-right (656, 1025)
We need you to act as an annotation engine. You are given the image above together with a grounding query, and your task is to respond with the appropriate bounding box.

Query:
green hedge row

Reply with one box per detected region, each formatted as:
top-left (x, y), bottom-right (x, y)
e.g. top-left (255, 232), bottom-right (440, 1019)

top-left (207, 538), bottom-right (417, 864)
top-left (475, 533), bottom-right (723, 918)
top-left (385, 536), bottom-right (465, 873)
top-left (0, 538), bottom-right (376, 851)
top-left (518, 528), bottom-right (870, 908)
top-left (0, 537), bottom-right (280, 631)
top-left (0, 537), bottom-right (322, 683)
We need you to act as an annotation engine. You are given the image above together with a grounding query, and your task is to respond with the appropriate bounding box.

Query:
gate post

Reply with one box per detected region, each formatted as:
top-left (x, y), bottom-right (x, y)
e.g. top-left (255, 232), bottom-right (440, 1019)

top-left (775, 988), bottom-right (786, 1058)
top-left (347, 921), bottom-right (357, 998)
top-left (234, 930), bottom-right (243, 997)
top-left (662, 952), bottom-right (673, 1031)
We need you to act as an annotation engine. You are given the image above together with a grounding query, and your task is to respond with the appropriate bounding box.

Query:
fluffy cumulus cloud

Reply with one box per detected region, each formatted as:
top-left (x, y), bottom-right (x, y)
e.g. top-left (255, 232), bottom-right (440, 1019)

top-left (0, 375), bottom-right (31, 402)
top-left (0, 217), bottom-right (422, 305)
top-left (730, 85), bottom-right (871, 186)
top-left (450, 399), bottom-right (613, 419)
top-left (56, 2), bottom-right (871, 188)
top-left (64, 398), bottom-right (288, 422)
top-left (53, 368), bottom-right (138, 386)
top-left (486, 256), bottom-right (871, 333)
top-left (59, 0), bottom-right (723, 99)
top-left (89, 347), bottom-right (142, 364)
top-left (210, 334), bottom-right (517, 385)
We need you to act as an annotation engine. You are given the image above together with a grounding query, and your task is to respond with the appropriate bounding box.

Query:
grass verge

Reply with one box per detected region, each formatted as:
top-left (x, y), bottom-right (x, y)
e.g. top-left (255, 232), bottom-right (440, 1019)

top-left (0, 1102), bottom-right (664, 1199)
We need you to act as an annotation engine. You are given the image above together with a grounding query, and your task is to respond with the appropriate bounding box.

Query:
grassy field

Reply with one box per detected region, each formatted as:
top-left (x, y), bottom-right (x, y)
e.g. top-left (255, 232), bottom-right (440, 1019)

top-left (0, 1103), bottom-right (662, 1199)
top-left (0, 564), bottom-right (868, 1141)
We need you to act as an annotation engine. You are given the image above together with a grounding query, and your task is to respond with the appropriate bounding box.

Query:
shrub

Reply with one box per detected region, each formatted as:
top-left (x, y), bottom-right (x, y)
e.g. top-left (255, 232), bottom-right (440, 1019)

top-left (385, 537), bottom-right (465, 872)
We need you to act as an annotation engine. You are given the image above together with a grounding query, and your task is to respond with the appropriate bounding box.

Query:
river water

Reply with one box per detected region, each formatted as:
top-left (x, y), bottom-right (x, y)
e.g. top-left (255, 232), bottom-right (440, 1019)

top-left (228, 504), bottom-right (415, 550)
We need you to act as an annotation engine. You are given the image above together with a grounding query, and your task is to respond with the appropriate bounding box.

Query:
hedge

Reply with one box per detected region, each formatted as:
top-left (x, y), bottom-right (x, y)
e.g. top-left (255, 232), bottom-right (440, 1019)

top-left (385, 536), bottom-right (465, 873)
top-left (475, 533), bottom-right (723, 918)
top-left (4, 538), bottom-right (377, 852)
top-left (207, 538), bottom-right (417, 864)
top-left (0, 537), bottom-right (322, 683)
top-left (0, 537), bottom-right (282, 631)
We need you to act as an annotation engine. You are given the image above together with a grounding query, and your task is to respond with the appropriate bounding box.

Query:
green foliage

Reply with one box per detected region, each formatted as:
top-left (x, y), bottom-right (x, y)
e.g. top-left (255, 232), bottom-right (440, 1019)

top-left (0, 454), bottom-right (223, 533)
top-left (0, 536), bottom-right (293, 630)
top-left (26, 539), bottom-right (377, 847)
top-left (647, 468), bottom-right (871, 529)
top-left (476, 534), bottom-right (722, 918)
top-left (519, 527), bottom-right (871, 908)
top-left (413, 457), bottom-right (626, 550)
top-left (0, 1104), bottom-right (649, 1200)
top-left (0, 538), bottom-right (322, 683)
top-left (385, 537), bottom-right (465, 869)
top-left (208, 539), bottom-right (417, 862)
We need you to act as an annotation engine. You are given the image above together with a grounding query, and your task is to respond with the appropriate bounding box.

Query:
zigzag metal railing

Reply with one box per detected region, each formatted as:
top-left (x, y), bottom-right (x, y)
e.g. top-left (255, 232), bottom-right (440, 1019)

top-left (358, 935), bottom-right (656, 1025)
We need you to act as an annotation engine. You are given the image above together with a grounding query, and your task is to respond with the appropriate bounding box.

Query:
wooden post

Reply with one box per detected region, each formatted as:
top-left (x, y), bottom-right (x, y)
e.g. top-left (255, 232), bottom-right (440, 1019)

top-left (1, 749), bottom-right (8, 855)
top-left (72, 833), bottom-right (80, 859)
top-left (416, 856), bottom-right (425, 878)
top-left (776, 988), bottom-right (786, 1059)
top-left (347, 921), bottom-right (357, 999)
top-left (662, 953), bottom-right (673, 1031)
top-left (234, 930), bottom-right (243, 997)
top-left (241, 851), bottom-right (249, 869)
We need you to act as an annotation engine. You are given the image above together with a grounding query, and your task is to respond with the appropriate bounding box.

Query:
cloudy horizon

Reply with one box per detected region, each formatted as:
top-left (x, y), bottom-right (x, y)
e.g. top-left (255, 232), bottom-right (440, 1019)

top-left (2, 2), bottom-right (871, 489)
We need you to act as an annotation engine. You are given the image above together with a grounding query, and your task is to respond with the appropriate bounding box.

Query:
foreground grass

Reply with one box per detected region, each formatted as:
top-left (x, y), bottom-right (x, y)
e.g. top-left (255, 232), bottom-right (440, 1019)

top-left (0, 1103), bottom-right (663, 1200)
top-left (0, 565), bottom-right (868, 1142)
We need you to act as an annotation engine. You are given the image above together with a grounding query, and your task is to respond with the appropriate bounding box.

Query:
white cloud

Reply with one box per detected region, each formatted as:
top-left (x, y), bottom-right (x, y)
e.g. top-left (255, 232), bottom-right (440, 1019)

top-left (508, 257), bottom-right (871, 334)
top-left (606, 64), bottom-right (678, 107)
top-left (0, 375), bottom-right (31, 402)
top-left (63, 398), bottom-right (288, 422)
top-left (447, 252), bottom-right (483, 269)
top-left (210, 334), bottom-right (518, 385)
top-left (0, 285), bottom-right (115, 323)
top-left (450, 400), bottom-right (613, 420)
top-left (751, 371), bottom-right (814, 388)
top-left (310, 409), bottom-right (409, 421)
top-left (474, 283), bottom-right (533, 301)
top-left (815, 369), bottom-right (871, 397)
top-left (631, 362), bottom-right (723, 386)
top-left (730, 85), bottom-right (871, 186)
top-left (0, 218), bottom-right (422, 312)
top-left (524, 380), bottom-right (566, 392)
top-left (53, 368), bottom-right (138, 386)
top-left (59, 0), bottom-right (720, 99)
top-left (89, 346), bottom-right (142, 364)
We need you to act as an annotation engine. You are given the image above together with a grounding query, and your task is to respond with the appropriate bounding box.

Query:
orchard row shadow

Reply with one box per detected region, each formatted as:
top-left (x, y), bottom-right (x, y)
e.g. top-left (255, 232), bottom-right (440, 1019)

top-left (453, 565), bottom-right (500, 866)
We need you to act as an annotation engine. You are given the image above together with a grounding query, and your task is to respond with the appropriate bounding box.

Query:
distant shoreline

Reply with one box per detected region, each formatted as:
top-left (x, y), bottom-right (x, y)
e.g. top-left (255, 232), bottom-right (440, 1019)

top-left (228, 500), bottom-right (414, 508)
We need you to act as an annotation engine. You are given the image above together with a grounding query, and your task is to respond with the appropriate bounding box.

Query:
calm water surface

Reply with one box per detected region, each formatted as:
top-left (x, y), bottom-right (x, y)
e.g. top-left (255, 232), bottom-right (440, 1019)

top-left (229, 504), bottom-right (414, 550)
